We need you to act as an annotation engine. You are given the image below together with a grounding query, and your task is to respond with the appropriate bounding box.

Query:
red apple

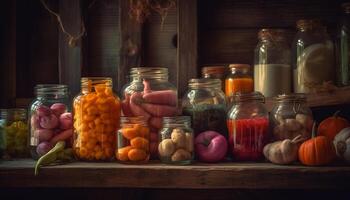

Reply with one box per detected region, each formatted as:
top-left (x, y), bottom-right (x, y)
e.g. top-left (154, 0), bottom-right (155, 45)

top-left (195, 131), bottom-right (228, 162)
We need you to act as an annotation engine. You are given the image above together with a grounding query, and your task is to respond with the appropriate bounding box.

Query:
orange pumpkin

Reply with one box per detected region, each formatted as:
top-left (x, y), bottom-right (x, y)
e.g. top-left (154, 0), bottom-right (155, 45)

top-left (299, 123), bottom-right (336, 166)
top-left (318, 111), bottom-right (350, 141)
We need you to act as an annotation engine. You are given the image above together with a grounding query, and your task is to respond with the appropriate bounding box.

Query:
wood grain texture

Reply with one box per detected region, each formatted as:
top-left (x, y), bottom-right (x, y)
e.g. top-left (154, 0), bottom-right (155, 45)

top-left (1, 159), bottom-right (350, 189)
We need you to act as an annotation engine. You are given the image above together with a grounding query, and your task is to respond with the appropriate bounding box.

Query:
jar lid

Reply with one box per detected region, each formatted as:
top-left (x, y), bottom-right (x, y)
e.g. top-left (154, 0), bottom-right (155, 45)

top-left (275, 93), bottom-right (307, 103)
top-left (233, 92), bottom-right (265, 103)
top-left (258, 29), bottom-right (286, 41)
top-left (188, 78), bottom-right (222, 90)
top-left (296, 19), bottom-right (322, 31)
top-left (120, 116), bottom-right (148, 125)
top-left (201, 66), bottom-right (226, 76)
top-left (228, 64), bottom-right (250, 69)
top-left (0, 108), bottom-right (27, 120)
top-left (162, 116), bottom-right (191, 127)
top-left (35, 84), bottom-right (69, 96)
top-left (130, 67), bottom-right (169, 79)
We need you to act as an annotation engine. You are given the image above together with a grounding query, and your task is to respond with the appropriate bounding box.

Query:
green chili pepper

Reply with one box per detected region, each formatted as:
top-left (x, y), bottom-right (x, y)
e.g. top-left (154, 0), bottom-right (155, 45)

top-left (34, 141), bottom-right (65, 176)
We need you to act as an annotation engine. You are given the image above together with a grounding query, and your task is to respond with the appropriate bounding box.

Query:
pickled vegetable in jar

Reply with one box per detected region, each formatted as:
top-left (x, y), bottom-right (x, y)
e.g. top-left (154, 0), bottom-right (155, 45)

top-left (29, 84), bottom-right (72, 160)
top-left (0, 109), bottom-right (29, 159)
top-left (73, 77), bottom-right (121, 161)
top-left (227, 92), bottom-right (269, 161)
top-left (225, 64), bottom-right (253, 100)
top-left (158, 116), bottom-right (194, 165)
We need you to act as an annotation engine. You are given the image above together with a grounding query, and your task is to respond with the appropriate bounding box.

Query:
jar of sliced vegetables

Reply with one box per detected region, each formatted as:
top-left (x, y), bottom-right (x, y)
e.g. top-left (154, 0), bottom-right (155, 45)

top-left (159, 116), bottom-right (194, 164)
top-left (73, 77), bottom-right (121, 161)
top-left (0, 109), bottom-right (29, 159)
top-left (121, 67), bottom-right (178, 158)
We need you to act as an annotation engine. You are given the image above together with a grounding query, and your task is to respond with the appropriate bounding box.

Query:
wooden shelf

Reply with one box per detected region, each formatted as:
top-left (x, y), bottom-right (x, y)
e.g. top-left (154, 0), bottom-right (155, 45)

top-left (1, 159), bottom-right (350, 189)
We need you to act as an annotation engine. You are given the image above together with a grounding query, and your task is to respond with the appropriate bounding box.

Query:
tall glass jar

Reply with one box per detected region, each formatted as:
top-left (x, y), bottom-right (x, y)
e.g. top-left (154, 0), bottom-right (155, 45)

top-left (227, 92), bottom-right (269, 161)
top-left (182, 78), bottom-right (227, 138)
top-left (116, 116), bottom-right (150, 163)
top-left (158, 116), bottom-right (194, 164)
top-left (336, 3), bottom-right (350, 87)
top-left (0, 109), bottom-right (28, 159)
top-left (254, 29), bottom-right (292, 97)
top-left (270, 94), bottom-right (313, 141)
top-left (225, 64), bottom-right (254, 100)
top-left (73, 77), bottom-right (121, 161)
top-left (201, 65), bottom-right (227, 92)
top-left (292, 19), bottom-right (335, 93)
top-left (29, 84), bottom-right (71, 160)
top-left (121, 67), bottom-right (178, 158)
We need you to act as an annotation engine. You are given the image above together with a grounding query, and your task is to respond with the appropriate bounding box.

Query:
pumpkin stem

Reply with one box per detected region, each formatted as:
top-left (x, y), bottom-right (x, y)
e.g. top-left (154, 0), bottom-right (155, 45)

top-left (292, 135), bottom-right (305, 144)
top-left (311, 121), bottom-right (317, 138)
top-left (333, 110), bottom-right (341, 118)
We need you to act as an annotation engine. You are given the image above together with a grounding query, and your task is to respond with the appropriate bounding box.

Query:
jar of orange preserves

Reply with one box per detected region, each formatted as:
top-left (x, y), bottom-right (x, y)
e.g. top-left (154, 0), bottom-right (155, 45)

top-left (116, 116), bottom-right (150, 163)
top-left (225, 64), bottom-right (253, 101)
top-left (73, 77), bottom-right (121, 161)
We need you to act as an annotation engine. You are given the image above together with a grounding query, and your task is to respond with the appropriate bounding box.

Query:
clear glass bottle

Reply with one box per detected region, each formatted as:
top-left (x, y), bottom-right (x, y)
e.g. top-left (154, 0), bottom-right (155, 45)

top-left (227, 92), bottom-right (269, 161)
top-left (225, 64), bottom-right (254, 100)
top-left (270, 94), bottom-right (313, 141)
top-left (121, 67), bottom-right (178, 158)
top-left (73, 78), bottom-right (121, 161)
top-left (254, 29), bottom-right (292, 97)
top-left (0, 109), bottom-right (28, 159)
top-left (336, 3), bottom-right (350, 87)
top-left (292, 19), bottom-right (335, 93)
top-left (116, 116), bottom-right (150, 163)
top-left (29, 84), bottom-right (71, 160)
top-left (158, 116), bottom-right (194, 164)
top-left (182, 78), bottom-right (227, 138)
top-left (201, 65), bottom-right (227, 92)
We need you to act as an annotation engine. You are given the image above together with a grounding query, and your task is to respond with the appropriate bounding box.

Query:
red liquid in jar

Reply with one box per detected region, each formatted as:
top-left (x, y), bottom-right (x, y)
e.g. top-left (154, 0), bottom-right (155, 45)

top-left (227, 118), bottom-right (269, 161)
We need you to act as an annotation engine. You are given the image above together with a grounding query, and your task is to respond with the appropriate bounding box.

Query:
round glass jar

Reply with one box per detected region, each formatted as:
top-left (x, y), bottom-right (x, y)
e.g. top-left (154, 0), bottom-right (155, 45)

top-left (227, 92), bottom-right (269, 161)
top-left (225, 64), bottom-right (254, 100)
top-left (182, 78), bottom-right (227, 138)
top-left (201, 65), bottom-right (227, 92)
top-left (158, 116), bottom-right (194, 165)
top-left (29, 84), bottom-right (71, 160)
top-left (73, 77), bottom-right (121, 161)
top-left (292, 19), bottom-right (335, 93)
top-left (0, 109), bottom-right (28, 159)
top-left (121, 67), bottom-right (178, 158)
top-left (116, 116), bottom-right (150, 163)
top-left (270, 94), bottom-right (313, 141)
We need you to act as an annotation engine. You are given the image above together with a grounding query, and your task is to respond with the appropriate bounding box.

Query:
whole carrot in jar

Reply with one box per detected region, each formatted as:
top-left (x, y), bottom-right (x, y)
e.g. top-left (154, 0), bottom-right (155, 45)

top-left (73, 77), bottom-right (121, 161)
top-left (116, 116), bottom-right (150, 163)
top-left (225, 64), bottom-right (253, 102)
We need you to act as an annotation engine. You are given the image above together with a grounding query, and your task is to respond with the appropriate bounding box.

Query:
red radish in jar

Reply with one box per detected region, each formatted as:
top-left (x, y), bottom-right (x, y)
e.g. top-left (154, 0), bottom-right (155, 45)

top-left (121, 93), bottom-right (133, 116)
top-left (59, 112), bottom-right (73, 130)
top-left (130, 92), bottom-right (151, 120)
top-left (143, 90), bottom-right (177, 106)
top-left (40, 114), bottom-right (59, 129)
top-left (50, 129), bottom-right (73, 145)
top-left (35, 129), bottom-right (54, 142)
top-left (36, 105), bottom-right (51, 117)
top-left (195, 131), bottom-right (228, 163)
top-left (50, 103), bottom-right (67, 117)
top-left (36, 141), bottom-right (53, 156)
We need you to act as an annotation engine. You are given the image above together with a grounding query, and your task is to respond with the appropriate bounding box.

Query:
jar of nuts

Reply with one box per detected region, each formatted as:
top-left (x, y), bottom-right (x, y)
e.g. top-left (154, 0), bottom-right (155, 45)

top-left (158, 116), bottom-right (194, 164)
top-left (271, 94), bottom-right (313, 141)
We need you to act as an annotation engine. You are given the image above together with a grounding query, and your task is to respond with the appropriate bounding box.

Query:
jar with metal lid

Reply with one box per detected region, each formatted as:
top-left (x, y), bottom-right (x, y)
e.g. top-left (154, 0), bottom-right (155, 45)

top-left (0, 109), bottom-right (28, 159)
top-left (254, 29), bottom-right (292, 97)
top-left (116, 116), bottom-right (150, 163)
top-left (73, 77), bottom-right (121, 161)
top-left (158, 116), bottom-right (194, 164)
top-left (227, 92), bottom-right (269, 161)
top-left (201, 65), bottom-right (227, 91)
top-left (271, 94), bottom-right (313, 141)
top-left (121, 67), bottom-right (178, 158)
top-left (292, 19), bottom-right (335, 93)
top-left (182, 78), bottom-right (227, 138)
top-left (29, 84), bottom-right (72, 160)
top-left (225, 64), bottom-right (254, 100)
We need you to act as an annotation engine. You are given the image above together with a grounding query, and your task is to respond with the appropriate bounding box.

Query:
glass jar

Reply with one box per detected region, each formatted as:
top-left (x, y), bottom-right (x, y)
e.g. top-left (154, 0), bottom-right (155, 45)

top-left (292, 19), bottom-right (335, 93)
top-left (227, 92), bottom-right (269, 161)
top-left (29, 84), bottom-right (71, 160)
top-left (201, 65), bottom-right (227, 92)
top-left (270, 94), bottom-right (313, 141)
top-left (254, 29), bottom-right (292, 97)
top-left (225, 64), bottom-right (254, 100)
top-left (121, 67), bottom-right (178, 158)
top-left (336, 3), bottom-right (350, 87)
top-left (158, 116), bottom-right (194, 164)
top-left (182, 78), bottom-right (227, 138)
top-left (116, 116), bottom-right (150, 163)
top-left (0, 109), bottom-right (28, 159)
top-left (73, 77), bottom-right (121, 161)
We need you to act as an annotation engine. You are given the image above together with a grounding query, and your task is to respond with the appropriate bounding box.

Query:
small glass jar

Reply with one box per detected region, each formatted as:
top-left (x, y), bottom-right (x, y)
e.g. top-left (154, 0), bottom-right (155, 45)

top-left (29, 84), bottom-right (71, 160)
top-left (225, 64), bottom-right (254, 100)
top-left (292, 19), bottom-right (335, 93)
top-left (254, 29), bottom-right (292, 97)
top-left (182, 78), bottom-right (227, 138)
top-left (270, 94), bottom-right (313, 141)
top-left (201, 65), bottom-right (227, 92)
top-left (73, 77), bottom-right (121, 161)
top-left (116, 116), bottom-right (150, 163)
top-left (0, 109), bottom-right (28, 159)
top-left (121, 67), bottom-right (178, 158)
top-left (227, 92), bottom-right (269, 161)
top-left (158, 116), bottom-right (194, 164)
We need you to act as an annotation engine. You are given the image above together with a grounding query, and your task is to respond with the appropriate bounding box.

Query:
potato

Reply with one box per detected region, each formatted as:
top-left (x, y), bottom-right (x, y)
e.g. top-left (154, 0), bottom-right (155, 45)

top-left (171, 128), bottom-right (186, 149)
top-left (171, 149), bottom-right (191, 162)
top-left (158, 139), bottom-right (175, 157)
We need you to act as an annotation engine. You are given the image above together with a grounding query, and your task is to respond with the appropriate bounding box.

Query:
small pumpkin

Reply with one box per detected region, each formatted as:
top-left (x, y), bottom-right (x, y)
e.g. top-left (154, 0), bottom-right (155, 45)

top-left (299, 123), bottom-right (336, 166)
top-left (318, 111), bottom-right (350, 141)
top-left (333, 127), bottom-right (350, 163)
